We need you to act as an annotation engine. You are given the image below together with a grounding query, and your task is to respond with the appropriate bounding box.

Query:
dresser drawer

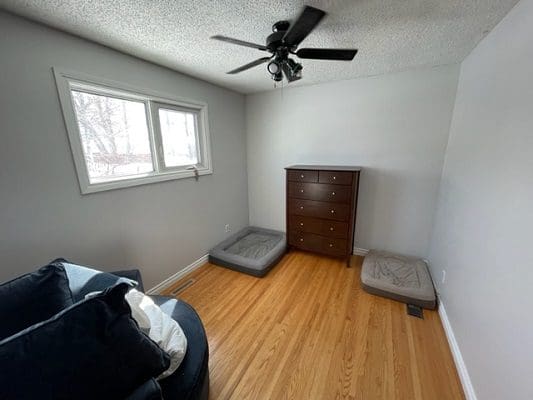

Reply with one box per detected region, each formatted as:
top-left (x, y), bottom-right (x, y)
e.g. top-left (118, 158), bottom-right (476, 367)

top-left (287, 169), bottom-right (318, 183)
top-left (289, 216), bottom-right (348, 239)
top-left (289, 215), bottom-right (322, 235)
top-left (320, 220), bottom-right (349, 238)
top-left (289, 232), bottom-right (348, 257)
top-left (319, 171), bottom-right (353, 185)
top-left (288, 232), bottom-right (322, 252)
top-left (287, 182), bottom-right (351, 203)
top-left (320, 237), bottom-right (348, 257)
top-left (288, 199), bottom-right (350, 221)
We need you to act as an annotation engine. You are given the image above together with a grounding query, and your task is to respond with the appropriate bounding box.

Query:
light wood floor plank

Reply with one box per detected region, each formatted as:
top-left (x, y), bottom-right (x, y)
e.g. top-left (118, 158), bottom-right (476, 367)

top-left (163, 251), bottom-right (464, 400)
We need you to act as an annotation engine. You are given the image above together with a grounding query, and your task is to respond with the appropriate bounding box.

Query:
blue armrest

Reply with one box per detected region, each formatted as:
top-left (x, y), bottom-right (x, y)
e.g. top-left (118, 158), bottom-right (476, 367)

top-left (111, 269), bottom-right (144, 292)
top-left (50, 259), bottom-right (139, 302)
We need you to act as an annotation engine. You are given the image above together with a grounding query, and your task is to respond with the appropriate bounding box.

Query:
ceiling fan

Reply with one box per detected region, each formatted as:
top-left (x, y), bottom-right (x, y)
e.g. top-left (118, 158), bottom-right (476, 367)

top-left (211, 5), bottom-right (358, 83)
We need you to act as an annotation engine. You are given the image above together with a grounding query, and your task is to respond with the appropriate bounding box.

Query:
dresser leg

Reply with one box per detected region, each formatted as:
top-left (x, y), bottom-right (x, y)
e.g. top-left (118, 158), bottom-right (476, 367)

top-left (346, 256), bottom-right (351, 267)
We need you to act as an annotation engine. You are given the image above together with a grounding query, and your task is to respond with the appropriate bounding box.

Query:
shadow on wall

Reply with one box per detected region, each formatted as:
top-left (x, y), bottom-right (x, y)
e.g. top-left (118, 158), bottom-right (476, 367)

top-left (0, 238), bottom-right (127, 283)
top-left (355, 166), bottom-right (435, 257)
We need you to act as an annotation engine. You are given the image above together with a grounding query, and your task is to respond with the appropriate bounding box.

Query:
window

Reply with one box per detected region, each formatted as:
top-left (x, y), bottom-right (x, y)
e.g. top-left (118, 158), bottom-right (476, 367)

top-left (54, 69), bottom-right (212, 193)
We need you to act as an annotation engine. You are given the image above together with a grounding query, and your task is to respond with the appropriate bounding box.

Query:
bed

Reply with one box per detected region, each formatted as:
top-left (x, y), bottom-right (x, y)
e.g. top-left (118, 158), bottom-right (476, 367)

top-left (361, 250), bottom-right (437, 309)
top-left (209, 227), bottom-right (286, 277)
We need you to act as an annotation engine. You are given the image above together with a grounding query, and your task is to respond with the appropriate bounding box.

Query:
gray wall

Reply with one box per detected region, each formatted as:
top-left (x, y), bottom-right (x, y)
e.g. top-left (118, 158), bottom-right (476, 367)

top-left (246, 65), bottom-right (460, 257)
top-left (0, 12), bottom-right (249, 290)
top-left (428, 0), bottom-right (533, 398)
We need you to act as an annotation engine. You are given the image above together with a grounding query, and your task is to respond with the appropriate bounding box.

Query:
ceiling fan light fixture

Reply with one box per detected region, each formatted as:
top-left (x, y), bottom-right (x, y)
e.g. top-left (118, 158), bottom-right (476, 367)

top-left (267, 60), bottom-right (281, 74)
top-left (280, 58), bottom-right (303, 82)
top-left (291, 67), bottom-right (303, 81)
top-left (287, 58), bottom-right (302, 76)
top-left (271, 72), bottom-right (283, 82)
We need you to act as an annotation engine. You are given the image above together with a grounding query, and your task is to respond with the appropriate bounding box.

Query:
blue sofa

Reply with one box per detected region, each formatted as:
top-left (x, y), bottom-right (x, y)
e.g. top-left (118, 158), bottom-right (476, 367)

top-left (0, 262), bottom-right (209, 400)
top-left (115, 270), bottom-right (210, 400)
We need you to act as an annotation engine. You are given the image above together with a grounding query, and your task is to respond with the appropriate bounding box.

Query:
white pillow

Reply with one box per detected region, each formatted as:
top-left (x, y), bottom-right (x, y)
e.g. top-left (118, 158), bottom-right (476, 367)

top-left (125, 289), bottom-right (188, 379)
top-left (123, 288), bottom-right (151, 334)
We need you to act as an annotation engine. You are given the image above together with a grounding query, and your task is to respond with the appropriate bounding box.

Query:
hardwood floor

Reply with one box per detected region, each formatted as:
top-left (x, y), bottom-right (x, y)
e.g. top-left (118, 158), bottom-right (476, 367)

top-left (162, 250), bottom-right (465, 400)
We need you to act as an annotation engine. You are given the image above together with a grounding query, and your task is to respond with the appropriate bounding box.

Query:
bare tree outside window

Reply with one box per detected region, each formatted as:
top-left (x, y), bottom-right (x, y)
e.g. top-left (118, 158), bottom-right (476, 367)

top-left (158, 108), bottom-right (199, 168)
top-left (71, 90), bottom-right (153, 182)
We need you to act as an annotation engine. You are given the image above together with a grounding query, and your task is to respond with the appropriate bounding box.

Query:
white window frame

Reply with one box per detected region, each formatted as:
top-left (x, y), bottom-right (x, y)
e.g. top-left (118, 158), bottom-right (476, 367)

top-left (53, 68), bottom-right (212, 194)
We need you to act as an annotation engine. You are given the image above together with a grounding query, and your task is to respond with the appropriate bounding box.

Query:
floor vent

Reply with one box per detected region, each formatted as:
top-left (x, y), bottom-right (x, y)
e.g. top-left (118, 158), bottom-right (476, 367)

top-left (407, 304), bottom-right (424, 319)
top-left (171, 279), bottom-right (195, 295)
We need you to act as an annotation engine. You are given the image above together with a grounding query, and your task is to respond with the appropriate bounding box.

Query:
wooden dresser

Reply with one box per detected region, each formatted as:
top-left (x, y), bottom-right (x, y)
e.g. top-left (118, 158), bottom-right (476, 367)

top-left (285, 165), bottom-right (361, 266)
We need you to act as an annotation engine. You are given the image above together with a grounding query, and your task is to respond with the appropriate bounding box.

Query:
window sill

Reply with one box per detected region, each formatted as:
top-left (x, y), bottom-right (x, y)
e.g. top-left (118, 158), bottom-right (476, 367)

top-left (80, 166), bottom-right (213, 194)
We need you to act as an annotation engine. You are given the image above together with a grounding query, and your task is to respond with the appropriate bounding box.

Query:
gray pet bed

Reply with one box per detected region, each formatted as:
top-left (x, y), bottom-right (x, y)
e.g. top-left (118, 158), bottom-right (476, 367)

top-left (209, 227), bottom-right (286, 277)
top-left (361, 250), bottom-right (436, 309)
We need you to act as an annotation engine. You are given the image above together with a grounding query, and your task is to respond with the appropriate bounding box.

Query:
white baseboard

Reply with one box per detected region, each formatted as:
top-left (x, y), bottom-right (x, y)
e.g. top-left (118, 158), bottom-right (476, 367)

top-left (353, 247), bottom-right (369, 256)
top-left (438, 303), bottom-right (477, 400)
top-left (150, 248), bottom-right (367, 293)
top-left (146, 254), bottom-right (209, 295)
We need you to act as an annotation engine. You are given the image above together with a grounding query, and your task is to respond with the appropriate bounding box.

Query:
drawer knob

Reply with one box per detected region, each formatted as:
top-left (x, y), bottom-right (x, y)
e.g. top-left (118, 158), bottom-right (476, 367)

top-left (333, 176), bottom-right (336, 180)
top-left (330, 209), bottom-right (335, 214)
top-left (329, 243), bottom-right (333, 247)
top-left (300, 206), bottom-right (304, 210)
top-left (300, 238), bottom-right (304, 242)
top-left (330, 227), bottom-right (334, 231)
top-left (300, 189), bottom-right (304, 193)
top-left (300, 222), bottom-right (304, 226)
top-left (300, 174), bottom-right (305, 178)
top-left (331, 192), bottom-right (336, 196)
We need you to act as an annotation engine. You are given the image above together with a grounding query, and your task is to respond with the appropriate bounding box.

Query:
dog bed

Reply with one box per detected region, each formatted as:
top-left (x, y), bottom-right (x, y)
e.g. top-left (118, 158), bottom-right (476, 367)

top-left (209, 227), bottom-right (286, 277)
top-left (361, 250), bottom-right (436, 309)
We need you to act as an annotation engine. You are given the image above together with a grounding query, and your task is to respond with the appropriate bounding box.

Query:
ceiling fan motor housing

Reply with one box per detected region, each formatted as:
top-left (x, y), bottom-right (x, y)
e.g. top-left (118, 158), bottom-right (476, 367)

top-left (272, 20), bottom-right (290, 33)
top-left (266, 31), bottom-right (287, 52)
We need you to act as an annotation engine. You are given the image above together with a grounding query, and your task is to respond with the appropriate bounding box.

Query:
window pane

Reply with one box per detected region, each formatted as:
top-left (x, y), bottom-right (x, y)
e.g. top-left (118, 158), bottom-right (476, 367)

top-left (71, 90), bottom-right (153, 183)
top-left (158, 108), bottom-right (199, 168)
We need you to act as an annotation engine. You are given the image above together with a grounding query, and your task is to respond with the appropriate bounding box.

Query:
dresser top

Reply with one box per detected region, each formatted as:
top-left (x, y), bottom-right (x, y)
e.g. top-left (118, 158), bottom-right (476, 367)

top-left (285, 165), bottom-right (362, 172)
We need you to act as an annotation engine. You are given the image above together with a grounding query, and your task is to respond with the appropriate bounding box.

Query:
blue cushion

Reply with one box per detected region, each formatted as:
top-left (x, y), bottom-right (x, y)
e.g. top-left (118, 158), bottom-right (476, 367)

top-left (0, 283), bottom-right (170, 400)
top-left (152, 296), bottom-right (209, 400)
top-left (112, 269), bottom-right (145, 292)
top-left (0, 263), bottom-right (73, 340)
top-left (50, 258), bottom-right (138, 302)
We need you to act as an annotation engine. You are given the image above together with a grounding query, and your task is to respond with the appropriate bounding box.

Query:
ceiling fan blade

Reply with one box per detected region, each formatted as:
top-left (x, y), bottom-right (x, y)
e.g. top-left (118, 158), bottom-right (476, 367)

top-left (211, 35), bottom-right (268, 51)
top-left (227, 57), bottom-right (271, 74)
top-left (282, 6), bottom-right (326, 47)
top-left (296, 48), bottom-right (358, 61)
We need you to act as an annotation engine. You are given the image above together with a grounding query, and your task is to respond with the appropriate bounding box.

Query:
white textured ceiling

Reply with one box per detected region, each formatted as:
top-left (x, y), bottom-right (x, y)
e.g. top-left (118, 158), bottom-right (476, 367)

top-left (0, 0), bottom-right (519, 93)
